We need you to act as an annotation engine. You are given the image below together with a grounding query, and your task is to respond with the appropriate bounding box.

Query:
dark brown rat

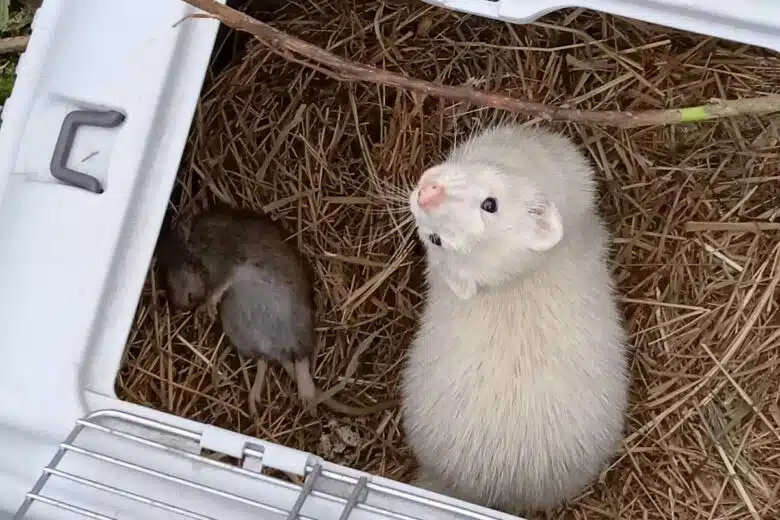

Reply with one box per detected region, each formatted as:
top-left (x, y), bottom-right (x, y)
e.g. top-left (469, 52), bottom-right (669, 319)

top-left (156, 205), bottom-right (399, 417)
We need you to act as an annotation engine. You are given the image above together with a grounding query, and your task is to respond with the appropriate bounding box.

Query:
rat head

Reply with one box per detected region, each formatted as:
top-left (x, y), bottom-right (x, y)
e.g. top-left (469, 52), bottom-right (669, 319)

top-left (409, 161), bottom-right (563, 299)
top-left (156, 221), bottom-right (209, 311)
top-left (162, 257), bottom-right (208, 311)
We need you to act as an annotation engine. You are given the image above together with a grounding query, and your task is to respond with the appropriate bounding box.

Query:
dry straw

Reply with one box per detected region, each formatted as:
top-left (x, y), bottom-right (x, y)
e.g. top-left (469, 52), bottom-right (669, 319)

top-left (182, 0), bottom-right (780, 128)
top-left (117, 1), bottom-right (780, 518)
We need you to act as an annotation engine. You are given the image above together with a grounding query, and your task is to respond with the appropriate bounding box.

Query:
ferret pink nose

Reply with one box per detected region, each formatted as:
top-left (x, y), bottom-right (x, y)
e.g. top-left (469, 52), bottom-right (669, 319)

top-left (417, 182), bottom-right (446, 209)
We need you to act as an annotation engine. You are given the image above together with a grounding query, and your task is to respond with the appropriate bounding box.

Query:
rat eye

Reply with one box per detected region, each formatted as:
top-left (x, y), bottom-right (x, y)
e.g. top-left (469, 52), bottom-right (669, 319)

top-left (429, 233), bottom-right (442, 246)
top-left (481, 197), bottom-right (498, 213)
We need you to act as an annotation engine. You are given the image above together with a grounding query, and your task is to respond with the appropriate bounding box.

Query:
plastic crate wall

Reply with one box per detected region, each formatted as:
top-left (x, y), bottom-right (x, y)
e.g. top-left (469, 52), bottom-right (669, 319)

top-left (423, 0), bottom-right (780, 53)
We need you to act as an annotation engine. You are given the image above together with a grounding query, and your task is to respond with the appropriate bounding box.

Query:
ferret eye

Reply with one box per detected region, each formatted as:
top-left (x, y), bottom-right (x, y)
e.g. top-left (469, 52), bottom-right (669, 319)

top-left (480, 197), bottom-right (498, 213)
top-left (429, 233), bottom-right (442, 246)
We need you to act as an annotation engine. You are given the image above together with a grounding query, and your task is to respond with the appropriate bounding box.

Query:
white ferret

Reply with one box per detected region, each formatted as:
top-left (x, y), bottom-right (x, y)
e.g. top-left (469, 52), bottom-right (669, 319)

top-left (401, 124), bottom-right (630, 516)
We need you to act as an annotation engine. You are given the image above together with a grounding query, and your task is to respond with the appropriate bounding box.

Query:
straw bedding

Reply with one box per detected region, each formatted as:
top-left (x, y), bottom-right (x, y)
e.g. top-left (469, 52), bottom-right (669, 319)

top-left (116, 1), bottom-right (780, 518)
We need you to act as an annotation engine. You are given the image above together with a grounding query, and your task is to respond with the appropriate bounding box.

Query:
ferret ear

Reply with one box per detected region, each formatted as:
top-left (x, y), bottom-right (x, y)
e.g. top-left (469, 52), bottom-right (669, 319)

top-left (527, 195), bottom-right (563, 252)
top-left (443, 271), bottom-right (478, 300)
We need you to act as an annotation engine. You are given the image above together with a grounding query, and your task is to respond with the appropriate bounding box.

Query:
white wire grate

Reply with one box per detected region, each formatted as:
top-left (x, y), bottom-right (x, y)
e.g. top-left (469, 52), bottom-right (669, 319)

top-left (14, 410), bottom-right (516, 520)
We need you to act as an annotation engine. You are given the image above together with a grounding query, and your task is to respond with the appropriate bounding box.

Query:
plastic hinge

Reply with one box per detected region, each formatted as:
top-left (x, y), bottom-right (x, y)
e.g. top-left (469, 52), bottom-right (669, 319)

top-left (259, 443), bottom-right (313, 476)
top-left (199, 426), bottom-right (311, 475)
top-left (199, 426), bottom-right (249, 460)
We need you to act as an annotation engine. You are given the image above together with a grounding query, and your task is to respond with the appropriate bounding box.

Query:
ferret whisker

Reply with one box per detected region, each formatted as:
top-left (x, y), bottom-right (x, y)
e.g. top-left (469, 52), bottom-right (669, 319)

top-left (375, 193), bottom-right (409, 205)
top-left (370, 202), bottom-right (409, 214)
top-left (371, 179), bottom-right (412, 201)
top-left (362, 219), bottom-right (415, 247)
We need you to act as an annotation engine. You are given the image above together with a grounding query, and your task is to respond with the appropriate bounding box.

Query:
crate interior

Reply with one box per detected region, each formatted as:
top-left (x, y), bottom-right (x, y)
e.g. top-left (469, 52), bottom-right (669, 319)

top-left (115, 1), bottom-right (780, 518)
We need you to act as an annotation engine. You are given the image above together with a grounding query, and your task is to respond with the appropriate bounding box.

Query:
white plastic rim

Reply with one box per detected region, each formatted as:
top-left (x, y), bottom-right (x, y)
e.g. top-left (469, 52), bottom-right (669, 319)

top-left (422, 0), bottom-right (780, 53)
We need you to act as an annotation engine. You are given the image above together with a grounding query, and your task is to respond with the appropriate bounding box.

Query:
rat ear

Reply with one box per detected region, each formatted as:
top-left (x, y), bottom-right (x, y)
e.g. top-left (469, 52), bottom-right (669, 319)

top-left (178, 220), bottom-right (192, 242)
top-left (527, 195), bottom-right (563, 252)
top-left (156, 215), bottom-right (197, 268)
top-left (443, 271), bottom-right (478, 300)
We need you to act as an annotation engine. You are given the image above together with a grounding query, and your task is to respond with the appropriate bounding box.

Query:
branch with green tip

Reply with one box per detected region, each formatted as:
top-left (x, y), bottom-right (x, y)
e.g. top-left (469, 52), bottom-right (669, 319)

top-left (181, 0), bottom-right (780, 129)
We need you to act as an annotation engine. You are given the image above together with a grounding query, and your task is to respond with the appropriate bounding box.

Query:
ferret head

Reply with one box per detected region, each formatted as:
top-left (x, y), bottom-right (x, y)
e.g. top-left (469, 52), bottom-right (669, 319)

top-left (409, 161), bottom-right (563, 300)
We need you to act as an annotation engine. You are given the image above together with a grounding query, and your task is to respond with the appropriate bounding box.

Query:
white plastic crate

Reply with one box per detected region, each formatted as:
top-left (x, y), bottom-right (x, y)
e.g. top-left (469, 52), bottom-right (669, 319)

top-left (0, 0), bottom-right (778, 519)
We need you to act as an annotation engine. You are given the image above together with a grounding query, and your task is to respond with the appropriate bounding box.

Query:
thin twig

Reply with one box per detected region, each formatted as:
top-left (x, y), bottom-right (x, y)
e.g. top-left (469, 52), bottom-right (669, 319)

top-left (685, 221), bottom-right (780, 233)
top-left (180, 0), bottom-right (780, 128)
top-left (0, 35), bottom-right (29, 55)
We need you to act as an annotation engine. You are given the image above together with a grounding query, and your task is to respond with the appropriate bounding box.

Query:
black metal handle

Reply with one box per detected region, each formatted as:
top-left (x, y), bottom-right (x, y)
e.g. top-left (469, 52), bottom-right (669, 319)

top-left (50, 109), bottom-right (126, 194)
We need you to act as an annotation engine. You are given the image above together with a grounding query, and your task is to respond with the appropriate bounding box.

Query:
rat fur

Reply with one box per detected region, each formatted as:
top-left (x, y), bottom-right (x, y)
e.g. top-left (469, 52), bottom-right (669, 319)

top-left (401, 124), bottom-right (630, 515)
top-left (156, 206), bottom-right (398, 417)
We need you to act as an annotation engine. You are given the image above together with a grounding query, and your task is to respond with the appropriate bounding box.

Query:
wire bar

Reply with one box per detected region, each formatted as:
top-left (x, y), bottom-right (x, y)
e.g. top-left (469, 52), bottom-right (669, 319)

top-left (338, 476), bottom-right (368, 520)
